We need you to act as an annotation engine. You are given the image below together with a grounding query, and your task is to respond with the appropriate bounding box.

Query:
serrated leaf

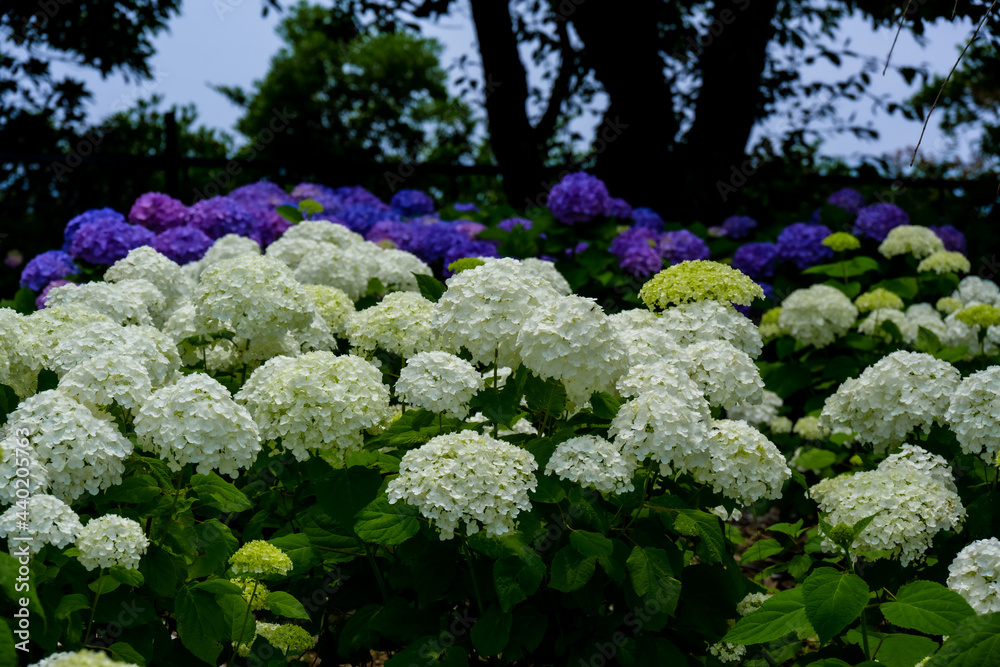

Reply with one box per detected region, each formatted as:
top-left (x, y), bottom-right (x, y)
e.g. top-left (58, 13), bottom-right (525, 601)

top-left (265, 591), bottom-right (310, 619)
top-left (267, 533), bottom-right (320, 574)
top-left (925, 612), bottom-right (1000, 667)
top-left (569, 530), bottom-right (613, 557)
top-left (803, 256), bottom-right (879, 277)
top-left (414, 273), bottom-right (446, 302)
top-left (109, 565), bottom-right (144, 587)
top-left (54, 593), bottom-right (90, 619)
top-left (353, 495), bottom-right (420, 545)
top-left (191, 472), bottom-right (252, 512)
top-left (793, 448), bottom-right (837, 470)
top-left (802, 568), bottom-right (869, 644)
top-left (276, 205), bottom-right (303, 223)
top-left (881, 580), bottom-right (976, 635)
top-left (673, 509), bottom-right (729, 565)
top-left (589, 391), bottom-right (621, 420)
top-left (626, 546), bottom-right (675, 597)
top-left (175, 586), bottom-right (226, 664)
top-left (109, 642), bottom-right (146, 666)
top-left (725, 587), bottom-right (813, 645)
top-left (742, 538), bottom-right (784, 563)
top-left (471, 605), bottom-right (511, 656)
top-left (493, 555), bottom-right (544, 612)
top-left (866, 633), bottom-right (937, 667)
top-left (548, 546), bottom-right (596, 592)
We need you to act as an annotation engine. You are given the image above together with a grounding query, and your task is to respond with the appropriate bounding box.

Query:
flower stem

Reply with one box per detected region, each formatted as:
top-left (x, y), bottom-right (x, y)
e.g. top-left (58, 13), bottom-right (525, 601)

top-left (463, 539), bottom-right (486, 617)
top-left (229, 579), bottom-right (258, 666)
top-left (363, 542), bottom-right (389, 603)
top-left (84, 569), bottom-right (106, 645)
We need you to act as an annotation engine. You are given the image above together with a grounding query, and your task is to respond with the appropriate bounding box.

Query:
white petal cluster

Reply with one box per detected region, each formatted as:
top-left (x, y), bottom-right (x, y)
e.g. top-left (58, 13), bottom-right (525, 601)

top-left (517, 295), bottom-right (628, 409)
top-left (609, 389), bottom-right (712, 475)
top-left (185, 234), bottom-right (261, 281)
top-left (918, 251), bottom-right (971, 274)
top-left (236, 352), bottom-right (392, 462)
top-left (513, 258), bottom-right (572, 295)
top-left (0, 434), bottom-right (49, 506)
top-left (0, 308), bottom-right (36, 397)
top-left (877, 225), bottom-right (945, 259)
top-left (282, 219), bottom-right (364, 246)
top-left (882, 443), bottom-right (958, 493)
top-left (769, 416), bottom-right (793, 434)
top-left (952, 276), bottom-right (1000, 305)
top-left (857, 309), bottom-right (916, 343)
top-left (433, 258), bottom-right (558, 367)
top-left (3, 390), bottom-right (132, 501)
top-left (373, 248), bottom-right (434, 293)
top-left (20, 304), bottom-right (114, 380)
top-left (29, 650), bottom-right (140, 667)
top-left (104, 246), bottom-right (194, 311)
top-left (947, 538), bottom-right (1000, 614)
top-left (59, 352), bottom-right (153, 413)
top-left (945, 367), bottom-right (1000, 463)
top-left (684, 339), bottom-right (764, 409)
top-left (819, 351), bottom-right (960, 451)
top-left (347, 291), bottom-right (444, 358)
top-left (45, 279), bottom-right (165, 327)
top-left (195, 255), bottom-right (315, 343)
top-left (387, 430), bottom-right (538, 540)
top-left (614, 324), bottom-right (686, 368)
top-left (545, 435), bottom-right (637, 494)
top-left (809, 445), bottom-right (964, 566)
top-left (607, 308), bottom-right (660, 333)
top-left (779, 285), bottom-right (858, 348)
top-left (657, 301), bottom-right (763, 358)
top-left (727, 390), bottom-right (782, 427)
top-left (162, 300), bottom-right (239, 372)
top-left (135, 373), bottom-right (260, 477)
top-left (264, 236), bottom-right (317, 271)
top-left (303, 284), bottom-right (355, 337)
top-left (291, 242), bottom-right (372, 300)
top-left (0, 494), bottom-right (82, 554)
top-left (396, 351), bottom-right (483, 419)
top-left (75, 514), bottom-right (150, 571)
top-left (616, 360), bottom-right (703, 404)
top-left (793, 416), bottom-right (824, 441)
top-left (693, 419), bottom-right (791, 505)
top-left (50, 321), bottom-right (180, 388)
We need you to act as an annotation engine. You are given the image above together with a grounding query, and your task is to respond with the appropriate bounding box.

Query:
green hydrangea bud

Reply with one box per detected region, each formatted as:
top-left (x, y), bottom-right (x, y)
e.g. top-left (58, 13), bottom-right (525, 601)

top-left (229, 540), bottom-right (293, 577)
top-left (447, 257), bottom-right (487, 274)
top-left (638, 260), bottom-right (764, 311)
top-left (823, 232), bottom-right (861, 252)
top-left (955, 304), bottom-right (1000, 328)
top-left (828, 522), bottom-right (855, 551)
top-left (855, 288), bottom-right (904, 313)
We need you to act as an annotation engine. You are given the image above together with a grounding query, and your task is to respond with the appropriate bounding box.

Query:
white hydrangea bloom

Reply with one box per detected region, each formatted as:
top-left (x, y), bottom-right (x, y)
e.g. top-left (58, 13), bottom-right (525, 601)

top-left (544, 435), bottom-right (637, 495)
top-left (727, 390), bottom-right (782, 427)
top-left (135, 373), bottom-right (261, 477)
top-left (878, 225), bottom-right (945, 259)
top-left (291, 241), bottom-right (372, 300)
top-left (396, 351), bottom-right (483, 419)
top-left (0, 308), bottom-right (32, 396)
top-left (905, 303), bottom-right (949, 343)
top-left (515, 258), bottom-right (572, 295)
top-left (2, 390), bottom-right (132, 501)
top-left (45, 279), bottom-right (165, 327)
top-left (28, 649), bottom-right (140, 667)
top-left (303, 284), bottom-right (355, 337)
top-left (809, 446), bottom-right (964, 566)
top-left (187, 234), bottom-right (262, 279)
top-left (769, 416), bottom-right (793, 434)
top-left (347, 291), bottom-right (444, 358)
top-left (918, 251), bottom-right (971, 275)
top-left (780, 285), bottom-right (858, 348)
top-left (941, 310), bottom-right (994, 357)
top-left (614, 325), bottom-right (687, 368)
top-left (104, 246), bottom-right (194, 310)
top-left (657, 301), bottom-right (763, 359)
top-left (607, 308), bottom-right (661, 334)
top-left (819, 351), bottom-right (960, 452)
top-left (792, 416), bottom-right (824, 440)
top-left (387, 430), bottom-right (537, 540)
top-left (708, 641), bottom-right (746, 663)
top-left (50, 321), bottom-right (180, 388)
top-left (16, 305), bottom-right (114, 394)
top-left (433, 258), bottom-right (558, 367)
top-left (264, 236), bottom-right (317, 271)
top-left (947, 538), bottom-right (1000, 614)
top-left (236, 352), bottom-right (392, 462)
top-left (616, 360), bottom-right (702, 404)
top-left (0, 434), bottom-right (49, 506)
top-left (857, 309), bottom-right (917, 344)
top-left (737, 592), bottom-right (771, 617)
top-left (0, 494), bottom-right (82, 554)
top-left (195, 254), bottom-right (315, 343)
top-left (692, 419), bottom-right (791, 505)
top-left (953, 276), bottom-right (1000, 306)
top-left (882, 443), bottom-right (958, 493)
top-left (59, 352), bottom-right (153, 414)
top-left (683, 339), bottom-right (764, 409)
top-left (75, 514), bottom-right (149, 571)
top-left (372, 248), bottom-right (434, 293)
top-left (517, 295), bottom-right (629, 410)
top-left (945, 367), bottom-right (1000, 463)
top-left (281, 219), bottom-right (364, 247)
top-left (609, 389), bottom-right (712, 475)
top-left (162, 300), bottom-right (238, 372)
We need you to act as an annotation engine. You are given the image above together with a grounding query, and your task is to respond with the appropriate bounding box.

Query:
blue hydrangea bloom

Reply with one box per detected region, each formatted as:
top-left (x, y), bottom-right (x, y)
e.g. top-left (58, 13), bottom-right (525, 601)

top-left (564, 242), bottom-right (589, 258)
top-left (366, 221), bottom-right (416, 252)
top-left (291, 183), bottom-right (343, 214)
top-left (185, 197), bottom-right (257, 240)
top-left (128, 193), bottom-right (188, 234)
top-left (610, 227), bottom-right (663, 277)
top-left (661, 230), bottom-right (710, 264)
top-left (339, 204), bottom-right (398, 235)
top-left (827, 188), bottom-right (866, 214)
top-left (452, 202), bottom-right (480, 213)
top-left (335, 185), bottom-right (384, 210)
top-left (631, 207), bottom-right (666, 232)
top-left (69, 220), bottom-right (155, 265)
top-left (853, 203), bottom-right (909, 241)
top-left (63, 208), bottom-right (126, 249)
top-left (229, 181), bottom-right (293, 211)
top-left (253, 211), bottom-right (294, 248)
top-left (390, 189), bottom-right (436, 217)
top-left (546, 172), bottom-right (611, 224)
top-left (930, 225), bottom-right (967, 254)
top-left (776, 222), bottom-right (834, 269)
top-left (605, 197), bottom-right (632, 219)
top-left (731, 242), bottom-right (779, 281)
top-left (412, 222), bottom-right (468, 263)
top-left (721, 215), bottom-right (757, 239)
top-left (497, 218), bottom-right (533, 232)
top-left (152, 226), bottom-right (213, 264)
top-left (20, 250), bottom-right (79, 291)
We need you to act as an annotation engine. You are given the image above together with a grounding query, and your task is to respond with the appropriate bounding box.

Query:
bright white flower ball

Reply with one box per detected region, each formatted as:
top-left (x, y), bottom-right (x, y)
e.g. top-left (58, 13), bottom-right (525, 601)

top-left (0, 434), bottom-right (49, 506)
top-left (396, 351), bottom-right (483, 419)
top-left (769, 416), bottom-right (793, 434)
top-left (46, 279), bottom-right (166, 327)
top-left (372, 248), bottom-right (434, 293)
top-left (878, 225), bottom-right (945, 259)
top-left (945, 367), bottom-right (1000, 464)
top-left (0, 308), bottom-right (27, 392)
top-left (280, 219), bottom-right (364, 247)
top-left (609, 389), bottom-right (712, 476)
top-left (683, 339), bottom-right (764, 409)
top-left (303, 284), bottom-right (355, 337)
top-left (59, 352), bottom-right (153, 414)
top-left (918, 251), bottom-right (971, 275)
top-left (616, 359), bottom-right (702, 404)
top-left (727, 390), bottom-right (782, 427)
top-left (793, 416), bottom-right (824, 441)
top-left (291, 241), bottom-right (372, 300)
top-left (187, 233), bottom-right (261, 279)
top-left (514, 257), bottom-right (572, 295)
top-left (135, 373), bottom-right (261, 477)
top-left (614, 324), bottom-right (687, 368)
top-left (0, 494), bottom-right (82, 555)
top-left (544, 435), bottom-right (637, 495)
top-left (387, 430), bottom-right (538, 540)
top-left (779, 284), bottom-right (858, 348)
top-left (49, 321), bottom-right (180, 389)
top-left (947, 538), bottom-right (1000, 614)
top-left (953, 276), bottom-right (1000, 306)
top-left (857, 309), bottom-right (916, 344)
top-left (693, 419), bottom-right (791, 505)
top-left (104, 246), bottom-right (194, 310)
top-left (607, 308), bottom-right (660, 333)
top-left (75, 514), bottom-right (149, 571)
top-left (16, 305), bottom-right (115, 393)
top-left (28, 649), bottom-right (140, 667)
top-left (347, 291), bottom-right (444, 358)
top-left (657, 301), bottom-right (763, 359)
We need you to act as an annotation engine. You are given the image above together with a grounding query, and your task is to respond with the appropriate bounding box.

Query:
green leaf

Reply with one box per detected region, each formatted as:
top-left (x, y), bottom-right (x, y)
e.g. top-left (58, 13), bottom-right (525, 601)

top-left (916, 326), bottom-right (942, 353)
top-left (873, 277), bottom-right (920, 300)
top-left (267, 534), bottom-right (320, 574)
top-left (724, 587), bottom-right (813, 645)
top-left (493, 556), bottom-right (544, 612)
top-left (276, 205), bottom-right (303, 223)
top-left (925, 612), bottom-right (1000, 667)
top-left (36, 368), bottom-right (58, 392)
top-left (311, 464), bottom-right (383, 531)
top-left (109, 642), bottom-right (147, 667)
top-left (175, 586), bottom-right (227, 664)
top-left (879, 319), bottom-right (904, 341)
top-left (191, 472), bottom-right (252, 512)
top-left (935, 345), bottom-right (969, 363)
top-left (881, 580), bottom-right (976, 635)
top-left (597, 538), bottom-right (630, 583)
top-left (0, 384), bottom-right (18, 427)
top-left (0, 619), bottom-right (15, 667)
top-left (803, 256), bottom-right (880, 277)
top-left (109, 565), bottom-right (144, 587)
top-left (673, 509), bottom-right (729, 565)
top-left (188, 519), bottom-right (239, 579)
top-left (589, 392), bottom-right (621, 420)
top-left (217, 593), bottom-right (255, 645)
top-left (548, 546), bottom-right (597, 592)
top-left (767, 520), bottom-right (806, 539)
top-left (264, 591), bottom-right (310, 619)
top-left (626, 546), bottom-right (677, 598)
top-left (102, 475), bottom-right (163, 504)
top-left (54, 594), bottom-right (90, 620)
top-left (470, 605), bottom-right (512, 657)
top-left (569, 530), bottom-right (613, 558)
top-left (12, 288), bottom-right (36, 315)
top-left (298, 199), bottom-right (324, 217)
top-left (88, 573), bottom-right (121, 594)
top-left (194, 579), bottom-right (243, 596)
top-left (353, 495), bottom-right (420, 545)
top-left (802, 568), bottom-right (869, 644)
top-left (742, 538), bottom-right (784, 563)
top-left (793, 448), bottom-right (837, 470)
top-left (823, 280), bottom-right (862, 300)
top-left (867, 633), bottom-right (937, 667)
top-left (523, 371), bottom-right (566, 418)
top-left (414, 273), bottom-right (447, 302)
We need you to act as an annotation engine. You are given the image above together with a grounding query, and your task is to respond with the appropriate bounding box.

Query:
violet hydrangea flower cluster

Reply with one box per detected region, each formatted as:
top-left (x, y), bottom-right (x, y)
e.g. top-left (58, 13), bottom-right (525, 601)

top-left (390, 189), bottom-right (436, 217)
top-left (62, 208), bottom-right (127, 250)
top-left (854, 203), bottom-right (910, 241)
top-left (720, 215), bottom-right (757, 239)
top-left (69, 218), bottom-right (155, 265)
top-left (128, 193), bottom-right (188, 233)
top-left (20, 251), bottom-right (79, 292)
top-left (930, 225), bottom-right (967, 254)
top-left (826, 188), bottom-right (865, 214)
top-left (731, 242), bottom-right (778, 282)
top-left (631, 207), bottom-right (666, 232)
top-left (546, 172), bottom-right (611, 224)
top-left (776, 222), bottom-right (834, 269)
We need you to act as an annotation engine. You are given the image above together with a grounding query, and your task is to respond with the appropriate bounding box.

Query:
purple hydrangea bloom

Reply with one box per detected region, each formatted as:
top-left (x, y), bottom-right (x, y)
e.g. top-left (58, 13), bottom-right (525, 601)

top-left (228, 181), bottom-right (292, 211)
top-left (731, 242), bottom-right (779, 281)
top-left (20, 250), bottom-right (80, 291)
top-left (63, 208), bottom-right (126, 249)
top-left (128, 192), bottom-right (188, 233)
top-left (390, 189), bottom-right (436, 217)
top-left (339, 204), bottom-right (398, 235)
top-left (152, 226), bottom-right (213, 264)
top-left (253, 210), bottom-right (295, 247)
top-left (442, 239), bottom-right (500, 276)
top-left (366, 221), bottom-right (416, 252)
top-left (610, 227), bottom-right (663, 278)
top-left (455, 221), bottom-right (486, 239)
top-left (827, 188), bottom-right (866, 214)
top-left (631, 207), bottom-right (666, 232)
top-left (853, 203), bottom-right (909, 241)
top-left (291, 183), bottom-right (343, 214)
top-left (776, 222), bottom-right (834, 269)
top-left (498, 218), bottom-right (533, 232)
top-left (452, 202), bottom-right (480, 213)
top-left (721, 215), bottom-right (757, 240)
top-left (335, 185), bottom-right (383, 209)
top-left (661, 230), bottom-right (710, 264)
top-left (412, 222), bottom-right (469, 263)
top-left (546, 172), bottom-right (611, 224)
top-left (185, 197), bottom-right (257, 240)
top-left (605, 197), bottom-right (632, 219)
top-left (69, 220), bottom-right (155, 265)
top-left (930, 225), bottom-right (967, 254)
top-left (36, 279), bottom-right (74, 310)
top-left (808, 208), bottom-right (823, 225)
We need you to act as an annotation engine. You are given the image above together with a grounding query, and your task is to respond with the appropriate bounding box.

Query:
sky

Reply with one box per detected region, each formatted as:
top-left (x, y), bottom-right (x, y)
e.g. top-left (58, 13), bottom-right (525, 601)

top-left (46, 0), bottom-right (982, 169)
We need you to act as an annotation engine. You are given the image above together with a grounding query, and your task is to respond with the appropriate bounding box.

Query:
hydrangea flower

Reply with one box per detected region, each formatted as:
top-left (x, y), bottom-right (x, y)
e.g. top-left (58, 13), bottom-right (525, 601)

top-left (878, 225), bottom-right (945, 259)
top-left (779, 285), bottom-right (858, 348)
top-left (59, 352), bottom-right (153, 414)
top-left (497, 217), bottom-right (533, 232)
top-left (229, 540), bottom-right (293, 577)
top-left (822, 232), bottom-right (861, 252)
top-left (45, 278), bottom-right (165, 327)
top-left (929, 225), bottom-right (968, 254)
top-left (35, 279), bottom-right (74, 310)
top-left (656, 300), bottom-right (762, 358)
top-left (76, 515), bottom-right (150, 571)
top-left (442, 238), bottom-right (500, 273)
top-left (185, 196), bottom-right (256, 240)
top-left (63, 208), bottom-right (126, 249)
top-left (20, 250), bottom-right (80, 292)
top-left (516, 258), bottom-right (572, 295)
top-left (366, 220), bottom-right (416, 251)
top-left (396, 351), bottom-right (483, 419)
top-left (48, 320), bottom-right (179, 388)
top-left (631, 207), bottom-right (665, 232)
top-left (609, 227), bottom-right (663, 277)
top-left (545, 435), bottom-right (637, 495)
top-left (104, 246), bottom-right (193, 308)
top-left (69, 219), bottom-right (155, 265)
top-left (776, 222), bottom-right (834, 269)
top-left (684, 339), bottom-right (764, 409)
top-left (857, 309), bottom-right (915, 343)
top-left (280, 219), bottom-right (364, 248)
top-left (727, 390), bottom-right (782, 427)
top-left (387, 430), bottom-right (538, 540)
top-left (947, 538), bottom-right (1000, 614)
top-left (769, 416), bottom-right (793, 434)
top-left (231, 578), bottom-right (271, 611)
top-left (347, 291), bottom-right (444, 358)
top-left (731, 243), bottom-right (778, 281)
top-left (28, 650), bottom-right (140, 667)
top-left (955, 303), bottom-right (1000, 328)
top-left (291, 241), bottom-right (375, 300)
top-left (661, 230), bottom-right (710, 264)
top-left (229, 180), bottom-right (292, 211)
top-left (917, 250), bottom-right (971, 275)
top-left (546, 172), bottom-right (611, 224)
top-left (390, 189), bottom-right (436, 217)
top-left (855, 288), bottom-right (904, 313)
top-left (720, 215), bottom-right (757, 239)
top-left (639, 260), bottom-right (764, 311)
top-left (945, 367), bottom-right (1000, 463)
top-left (854, 203), bottom-right (910, 241)
top-left (291, 183), bottom-right (343, 212)
top-left (256, 623), bottom-right (315, 656)
top-left (608, 387), bottom-right (712, 475)
top-left (936, 296), bottom-right (964, 315)
top-left (953, 276), bottom-right (1000, 306)
top-left (338, 203), bottom-right (398, 234)
top-left (128, 192), bottom-right (188, 233)
top-left (152, 226), bottom-right (214, 264)
top-left (693, 419), bottom-right (791, 505)
top-left (826, 188), bottom-right (865, 214)
top-left (604, 197), bottom-right (632, 219)
top-left (793, 416), bottom-right (824, 440)
top-left (0, 494), bottom-right (82, 555)
top-left (303, 284), bottom-right (354, 336)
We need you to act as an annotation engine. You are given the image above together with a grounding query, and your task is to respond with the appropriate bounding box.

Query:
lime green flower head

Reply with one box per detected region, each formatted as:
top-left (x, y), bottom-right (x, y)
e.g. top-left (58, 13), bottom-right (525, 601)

top-left (229, 540), bottom-right (293, 577)
top-left (936, 297), bottom-right (963, 315)
top-left (955, 304), bottom-right (1000, 328)
top-left (232, 577), bottom-right (271, 611)
top-left (917, 251), bottom-right (971, 275)
top-left (855, 288), bottom-right (904, 313)
top-left (823, 232), bottom-right (861, 252)
top-left (638, 260), bottom-right (763, 311)
top-left (447, 257), bottom-right (486, 274)
top-left (758, 307), bottom-right (785, 339)
top-left (258, 622), bottom-right (316, 656)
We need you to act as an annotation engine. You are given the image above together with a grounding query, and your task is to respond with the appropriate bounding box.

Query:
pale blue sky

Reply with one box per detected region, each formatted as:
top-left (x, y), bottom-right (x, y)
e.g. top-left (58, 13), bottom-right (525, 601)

top-left (47, 0), bottom-right (981, 168)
